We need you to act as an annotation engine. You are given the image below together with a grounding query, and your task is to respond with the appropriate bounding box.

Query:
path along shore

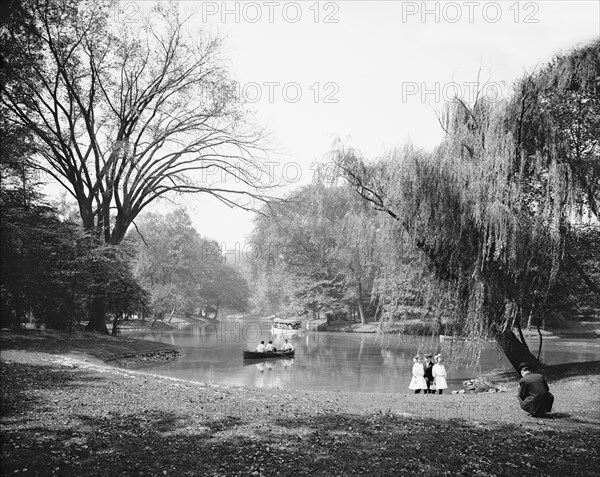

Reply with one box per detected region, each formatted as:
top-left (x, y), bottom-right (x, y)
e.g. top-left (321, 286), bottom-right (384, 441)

top-left (1, 329), bottom-right (599, 476)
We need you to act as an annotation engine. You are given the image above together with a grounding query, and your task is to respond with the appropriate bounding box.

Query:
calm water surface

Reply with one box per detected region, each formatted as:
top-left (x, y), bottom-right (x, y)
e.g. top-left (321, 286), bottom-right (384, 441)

top-left (129, 318), bottom-right (599, 393)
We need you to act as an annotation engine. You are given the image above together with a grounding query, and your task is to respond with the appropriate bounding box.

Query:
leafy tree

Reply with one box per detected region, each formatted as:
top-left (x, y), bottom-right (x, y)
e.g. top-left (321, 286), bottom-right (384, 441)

top-left (127, 208), bottom-right (249, 322)
top-left (87, 244), bottom-right (150, 335)
top-left (198, 261), bottom-right (249, 319)
top-left (127, 209), bottom-right (207, 321)
top-left (545, 224), bottom-right (600, 325)
top-left (509, 40), bottom-right (600, 325)
top-left (335, 190), bottom-right (379, 324)
top-left (249, 182), bottom-right (378, 324)
top-left (0, 197), bottom-right (145, 331)
top-left (334, 40), bottom-right (599, 371)
top-left (1, 0), bottom-right (273, 332)
top-left (512, 39), bottom-right (599, 220)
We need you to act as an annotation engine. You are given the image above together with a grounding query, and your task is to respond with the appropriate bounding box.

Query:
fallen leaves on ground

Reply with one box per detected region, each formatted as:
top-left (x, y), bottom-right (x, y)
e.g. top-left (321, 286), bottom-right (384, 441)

top-left (1, 330), bottom-right (599, 476)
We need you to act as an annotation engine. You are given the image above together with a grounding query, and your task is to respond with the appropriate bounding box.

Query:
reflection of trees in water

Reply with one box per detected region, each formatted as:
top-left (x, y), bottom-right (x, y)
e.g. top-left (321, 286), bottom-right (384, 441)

top-left (377, 333), bottom-right (487, 370)
top-left (302, 335), bottom-right (398, 388)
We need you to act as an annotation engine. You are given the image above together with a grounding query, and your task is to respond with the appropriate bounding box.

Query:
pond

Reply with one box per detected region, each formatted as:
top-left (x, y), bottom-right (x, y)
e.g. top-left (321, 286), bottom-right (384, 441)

top-left (128, 318), bottom-right (600, 394)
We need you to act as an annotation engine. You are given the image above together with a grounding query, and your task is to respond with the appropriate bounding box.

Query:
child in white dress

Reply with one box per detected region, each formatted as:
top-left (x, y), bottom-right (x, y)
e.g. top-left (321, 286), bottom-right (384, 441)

top-left (432, 354), bottom-right (448, 394)
top-left (409, 355), bottom-right (427, 394)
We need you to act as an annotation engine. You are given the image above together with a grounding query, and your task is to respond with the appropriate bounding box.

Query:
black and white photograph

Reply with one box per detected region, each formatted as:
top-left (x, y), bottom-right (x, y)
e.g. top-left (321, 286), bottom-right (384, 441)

top-left (1, 0), bottom-right (599, 475)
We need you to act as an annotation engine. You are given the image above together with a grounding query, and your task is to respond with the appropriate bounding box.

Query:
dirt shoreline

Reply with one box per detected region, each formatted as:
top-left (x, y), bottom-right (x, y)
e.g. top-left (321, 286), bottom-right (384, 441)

top-left (1, 329), bottom-right (599, 476)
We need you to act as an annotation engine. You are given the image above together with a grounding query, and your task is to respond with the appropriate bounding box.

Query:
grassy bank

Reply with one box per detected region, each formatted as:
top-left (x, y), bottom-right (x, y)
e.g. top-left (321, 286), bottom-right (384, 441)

top-left (1, 329), bottom-right (599, 476)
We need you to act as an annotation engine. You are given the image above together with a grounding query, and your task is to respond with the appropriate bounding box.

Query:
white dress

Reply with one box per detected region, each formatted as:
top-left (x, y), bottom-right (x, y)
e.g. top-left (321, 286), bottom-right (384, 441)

top-left (432, 363), bottom-right (448, 390)
top-left (409, 363), bottom-right (427, 390)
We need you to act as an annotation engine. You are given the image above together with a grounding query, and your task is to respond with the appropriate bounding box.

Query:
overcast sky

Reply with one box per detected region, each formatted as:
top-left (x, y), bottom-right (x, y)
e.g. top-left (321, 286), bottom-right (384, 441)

top-left (126, 1), bottom-right (599, 251)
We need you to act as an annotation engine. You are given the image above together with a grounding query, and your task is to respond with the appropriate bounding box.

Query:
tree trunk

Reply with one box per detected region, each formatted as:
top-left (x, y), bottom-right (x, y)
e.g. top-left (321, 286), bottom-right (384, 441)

top-left (213, 304), bottom-right (220, 321)
top-left (495, 330), bottom-right (541, 374)
top-left (14, 293), bottom-right (23, 328)
top-left (151, 311), bottom-right (164, 327)
top-left (111, 313), bottom-right (122, 336)
top-left (526, 306), bottom-right (533, 330)
top-left (86, 297), bottom-right (109, 334)
top-left (84, 237), bottom-right (110, 333)
top-left (167, 307), bottom-right (176, 323)
top-left (357, 281), bottom-right (368, 325)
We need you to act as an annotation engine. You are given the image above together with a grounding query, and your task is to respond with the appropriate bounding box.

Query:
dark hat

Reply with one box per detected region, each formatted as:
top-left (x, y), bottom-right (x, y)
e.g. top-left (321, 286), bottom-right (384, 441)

top-left (518, 362), bottom-right (531, 372)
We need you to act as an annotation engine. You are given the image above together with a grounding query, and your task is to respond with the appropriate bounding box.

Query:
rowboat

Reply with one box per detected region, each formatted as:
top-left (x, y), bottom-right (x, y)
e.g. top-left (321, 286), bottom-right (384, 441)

top-left (272, 318), bottom-right (303, 332)
top-left (243, 350), bottom-right (295, 359)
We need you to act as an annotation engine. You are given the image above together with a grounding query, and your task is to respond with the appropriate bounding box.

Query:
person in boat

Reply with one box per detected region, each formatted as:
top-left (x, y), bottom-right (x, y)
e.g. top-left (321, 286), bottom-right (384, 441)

top-left (265, 340), bottom-right (277, 352)
top-left (409, 355), bottom-right (427, 394)
top-left (256, 341), bottom-right (266, 353)
top-left (423, 354), bottom-right (435, 394)
top-left (281, 339), bottom-right (294, 352)
top-left (432, 354), bottom-right (448, 394)
top-left (517, 362), bottom-right (554, 417)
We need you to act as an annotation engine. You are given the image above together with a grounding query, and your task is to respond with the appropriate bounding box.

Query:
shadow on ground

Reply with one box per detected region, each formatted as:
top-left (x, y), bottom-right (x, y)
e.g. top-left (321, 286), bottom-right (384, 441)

top-left (2, 360), bottom-right (599, 476)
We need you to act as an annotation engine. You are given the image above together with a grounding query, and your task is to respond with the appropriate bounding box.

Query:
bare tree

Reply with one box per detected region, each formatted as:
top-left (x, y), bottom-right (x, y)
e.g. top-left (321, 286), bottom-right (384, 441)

top-left (1, 0), bottom-right (274, 331)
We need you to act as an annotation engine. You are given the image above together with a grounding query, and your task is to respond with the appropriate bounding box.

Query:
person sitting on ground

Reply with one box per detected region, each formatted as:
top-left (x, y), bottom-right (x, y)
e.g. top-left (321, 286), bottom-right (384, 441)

top-left (517, 362), bottom-right (554, 417)
top-left (255, 341), bottom-right (266, 353)
top-left (281, 339), bottom-right (294, 352)
top-left (432, 354), bottom-right (448, 395)
top-left (265, 340), bottom-right (277, 352)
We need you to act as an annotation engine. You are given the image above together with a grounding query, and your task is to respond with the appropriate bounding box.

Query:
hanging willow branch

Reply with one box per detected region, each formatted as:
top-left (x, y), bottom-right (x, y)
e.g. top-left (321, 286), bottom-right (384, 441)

top-left (333, 60), bottom-right (592, 348)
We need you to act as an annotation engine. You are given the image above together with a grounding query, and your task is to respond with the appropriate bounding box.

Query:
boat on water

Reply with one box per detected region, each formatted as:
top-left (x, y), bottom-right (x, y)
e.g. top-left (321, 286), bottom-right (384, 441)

top-left (272, 318), bottom-right (303, 333)
top-left (243, 350), bottom-right (295, 359)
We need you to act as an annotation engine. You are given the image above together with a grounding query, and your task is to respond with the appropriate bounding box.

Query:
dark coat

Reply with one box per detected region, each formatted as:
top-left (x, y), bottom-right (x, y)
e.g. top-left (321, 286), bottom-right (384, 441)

top-left (424, 361), bottom-right (434, 382)
top-left (518, 372), bottom-right (554, 417)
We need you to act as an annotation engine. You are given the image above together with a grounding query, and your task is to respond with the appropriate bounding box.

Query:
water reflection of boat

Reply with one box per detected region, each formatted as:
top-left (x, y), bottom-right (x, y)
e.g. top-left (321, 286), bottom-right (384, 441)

top-left (244, 357), bottom-right (295, 370)
top-left (264, 361), bottom-right (275, 370)
top-left (243, 350), bottom-right (295, 359)
top-left (243, 359), bottom-right (278, 368)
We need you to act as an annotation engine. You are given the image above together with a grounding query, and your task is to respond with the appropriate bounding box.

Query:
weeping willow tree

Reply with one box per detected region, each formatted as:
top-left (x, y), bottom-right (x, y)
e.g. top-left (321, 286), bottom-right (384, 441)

top-left (511, 40), bottom-right (600, 316)
top-left (512, 39), bottom-right (599, 221)
top-left (335, 40), bottom-right (599, 371)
